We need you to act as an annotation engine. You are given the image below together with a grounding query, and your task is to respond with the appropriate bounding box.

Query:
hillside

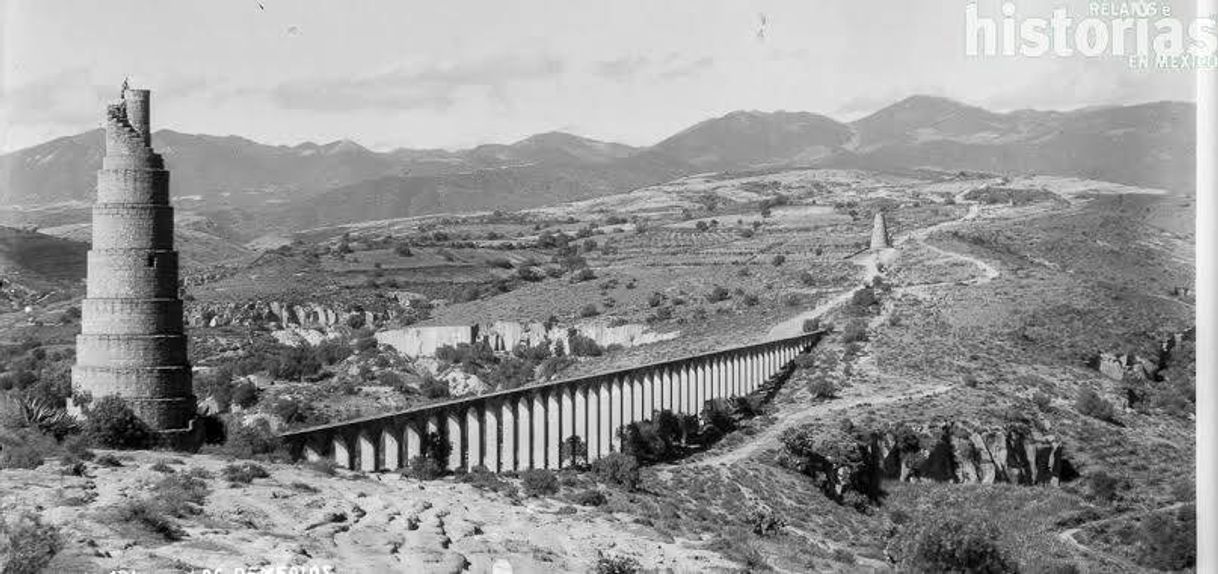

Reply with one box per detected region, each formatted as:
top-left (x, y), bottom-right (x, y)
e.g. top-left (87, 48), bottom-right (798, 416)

top-left (0, 97), bottom-right (1196, 239)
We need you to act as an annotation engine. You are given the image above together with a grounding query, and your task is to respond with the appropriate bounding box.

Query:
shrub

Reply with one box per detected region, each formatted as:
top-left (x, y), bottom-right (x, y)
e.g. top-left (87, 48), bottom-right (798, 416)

top-left (406, 455), bottom-right (445, 480)
top-left (560, 435), bottom-right (588, 468)
top-left (231, 380), bottom-right (259, 409)
top-left (84, 396), bottom-right (154, 449)
top-left (1085, 471), bottom-right (1124, 504)
top-left (578, 304), bottom-right (600, 318)
top-left (705, 286), bottom-right (730, 303)
top-left (747, 507), bottom-right (786, 536)
top-left (420, 374), bottom-right (451, 399)
top-left (95, 453), bottom-right (123, 467)
top-left (0, 511), bottom-right (63, 574)
top-left (802, 318), bottom-right (820, 333)
top-left (1032, 391), bottom-right (1052, 411)
top-left (458, 465), bottom-right (516, 496)
top-left (808, 375), bottom-right (838, 400)
top-left (574, 488), bottom-right (607, 506)
top-left (521, 468), bottom-right (560, 497)
top-left (570, 267), bottom-right (596, 282)
top-left (1139, 505), bottom-right (1195, 570)
top-left (905, 515), bottom-right (1016, 573)
top-left (153, 469), bottom-right (211, 517)
top-left (595, 555), bottom-right (641, 574)
top-left (218, 418), bottom-right (284, 460)
top-left (799, 271), bottom-right (815, 286)
top-left (591, 453), bottom-right (641, 491)
top-left (1076, 388), bottom-right (1117, 423)
top-left (771, 254), bottom-right (786, 266)
top-left (566, 330), bottom-right (604, 357)
top-left (112, 498), bottom-right (183, 541)
top-left (741, 293), bottom-right (760, 306)
top-left (301, 459), bottom-right (337, 477)
top-left (0, 428), bottom-right (55, 469)
top-left (149, 460), bottom-right (175, 474)
top-left (222, 462), bottom-right (270, 484)
top-left (840, 319), bottom-right (869, 344)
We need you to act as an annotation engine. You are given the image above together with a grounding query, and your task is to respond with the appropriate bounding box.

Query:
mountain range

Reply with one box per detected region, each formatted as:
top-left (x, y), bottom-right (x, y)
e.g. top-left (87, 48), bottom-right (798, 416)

top-left (0, 95), bottom-right (1195, 238)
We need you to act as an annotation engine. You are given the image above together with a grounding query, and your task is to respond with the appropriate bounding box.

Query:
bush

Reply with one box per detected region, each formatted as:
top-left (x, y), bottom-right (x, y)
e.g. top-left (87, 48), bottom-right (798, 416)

top-left (591, 453), bottom-right (641, 491)
top-left (218, 418), bottom-right (284, 460)
top-left (840, 319), bottom-right (869, 344)
top-left (0, 428), bottom-right (54, 469)
top-left (1085, 471), bottom-right (1125, 504)
top-left (420, 374), bottom-right (451, 399)
top-left (231, 380), bottom-right (259, 409)
top-left (521, 468), bottom-right (560, 497)
top-left (1139, 505), bottom-right (1195, 570)
top-left (905, 515), bottom-right (1016, 573)
top-left (153, 469), bottom-right (211, 517)
top-left (84, 396), bottom-right (154, 449)
top-left (1076, 388), bottom-right (1117, 423)
top-left (222, 462), bottom-right (270, 484)
top-left (566, 330), bottom-right (604, 357)
top-left (574, 488), bottom-right (607, 506)
top-left (705, 286), bottom-right (730, 303)
top-left (771, 254), bottom-right (786, 266)
top-left (741, 293), bottom-right (760, 306)
top-left (95, 453), bottom-right (123, 467)
top-left (595, 555), bottom-right (641, 574)
top-left (808, 375), bottom-right (838, 400)
top-left (1032, 391), bottom-right (1052, 411)
top-left (560, 435), bottom-right (588, 468)
top-left (799, 271), bottom-right (815, 286)
top-left (0, 511), bottom-right (63, 574)
top-left (570, 267), bottom-right (596, 282)
top-left (747, 507), bottom-right (786, 536)
top-left (578, 304), bottom-right (600, 318)
top-left (112, 498), bottom-right (183, 541)
top-left (802, 318), bottom-right (820, 333)
top-left (458, 465), bottom-right (516, 496)
top-left (405, 455), bottom-right (445, 480)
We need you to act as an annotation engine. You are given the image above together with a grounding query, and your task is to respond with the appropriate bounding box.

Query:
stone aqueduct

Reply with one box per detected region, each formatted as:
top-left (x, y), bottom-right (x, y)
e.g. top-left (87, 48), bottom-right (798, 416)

top-left (281, 333), bottom-right (821, 472)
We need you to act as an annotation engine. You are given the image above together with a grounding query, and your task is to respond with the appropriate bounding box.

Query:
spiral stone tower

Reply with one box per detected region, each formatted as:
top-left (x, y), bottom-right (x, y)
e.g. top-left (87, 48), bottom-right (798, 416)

top-left (870, 211), bottom-right (891, 251)
top-left (72, 86), bottom-right (196, 435)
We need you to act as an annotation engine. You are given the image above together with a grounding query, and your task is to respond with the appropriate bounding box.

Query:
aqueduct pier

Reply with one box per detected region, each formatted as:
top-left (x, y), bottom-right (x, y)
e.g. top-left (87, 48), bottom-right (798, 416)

top-left (280, 332), bottom-right (822, 472)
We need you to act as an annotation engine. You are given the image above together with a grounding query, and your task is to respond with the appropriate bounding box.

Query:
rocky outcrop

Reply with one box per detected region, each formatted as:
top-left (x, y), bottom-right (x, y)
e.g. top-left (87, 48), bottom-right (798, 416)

top-left (377, 320), bottom-right (678, 358)
top-left (780, 421), bottom-right (1076, 503)
top-left (186, 300), bottom-right (399, 330)
top-left (1090, 329), bottom-right (1195, 382)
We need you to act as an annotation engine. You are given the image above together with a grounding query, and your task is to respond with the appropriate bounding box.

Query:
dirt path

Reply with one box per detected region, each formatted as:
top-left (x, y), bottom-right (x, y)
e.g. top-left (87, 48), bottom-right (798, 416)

top-left (1055, 501), bottom-right (1192, 572)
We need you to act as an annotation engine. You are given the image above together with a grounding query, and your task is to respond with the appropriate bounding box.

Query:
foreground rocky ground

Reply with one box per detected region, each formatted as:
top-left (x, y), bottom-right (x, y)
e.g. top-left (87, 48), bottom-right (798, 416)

top-left (2, 449), bottom-right (737, 573)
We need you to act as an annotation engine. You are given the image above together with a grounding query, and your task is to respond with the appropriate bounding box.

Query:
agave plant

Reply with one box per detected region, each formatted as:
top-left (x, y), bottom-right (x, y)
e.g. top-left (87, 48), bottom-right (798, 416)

top-left (18, 397), bottom-right (80, 439)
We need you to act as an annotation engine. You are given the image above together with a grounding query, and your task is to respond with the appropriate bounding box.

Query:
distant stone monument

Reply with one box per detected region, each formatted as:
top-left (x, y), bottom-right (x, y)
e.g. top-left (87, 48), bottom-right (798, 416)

top-left (870, 211), bottom-right (891, 251)
top-left (72, 85), bottom-right (197, 439)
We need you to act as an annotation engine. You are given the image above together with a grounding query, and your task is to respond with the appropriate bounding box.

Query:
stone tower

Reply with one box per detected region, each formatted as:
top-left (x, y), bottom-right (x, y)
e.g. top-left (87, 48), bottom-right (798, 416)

top-left (72, 86), bottom-right (196, 433)
top-left (870, 211), bottom-right (891, 251)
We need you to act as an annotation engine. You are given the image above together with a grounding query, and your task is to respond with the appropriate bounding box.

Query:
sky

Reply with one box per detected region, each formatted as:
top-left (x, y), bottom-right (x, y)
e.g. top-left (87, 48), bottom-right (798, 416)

top-left (0, 0), bottom-right (1200, 153)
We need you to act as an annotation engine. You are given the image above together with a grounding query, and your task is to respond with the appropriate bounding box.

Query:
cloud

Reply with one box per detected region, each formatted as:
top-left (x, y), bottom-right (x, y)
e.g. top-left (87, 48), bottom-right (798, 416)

top-left (270, 55), bottom-right (565, 112)
top-left (593, 53), bottom-right (715, 82)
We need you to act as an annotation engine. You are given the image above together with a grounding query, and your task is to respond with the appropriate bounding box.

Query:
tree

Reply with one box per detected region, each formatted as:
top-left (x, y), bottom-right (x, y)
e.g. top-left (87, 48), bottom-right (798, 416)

top-left (592, 453), bottom-right (641, 491)
top-left (85, 396), bottom-right (154, 449)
